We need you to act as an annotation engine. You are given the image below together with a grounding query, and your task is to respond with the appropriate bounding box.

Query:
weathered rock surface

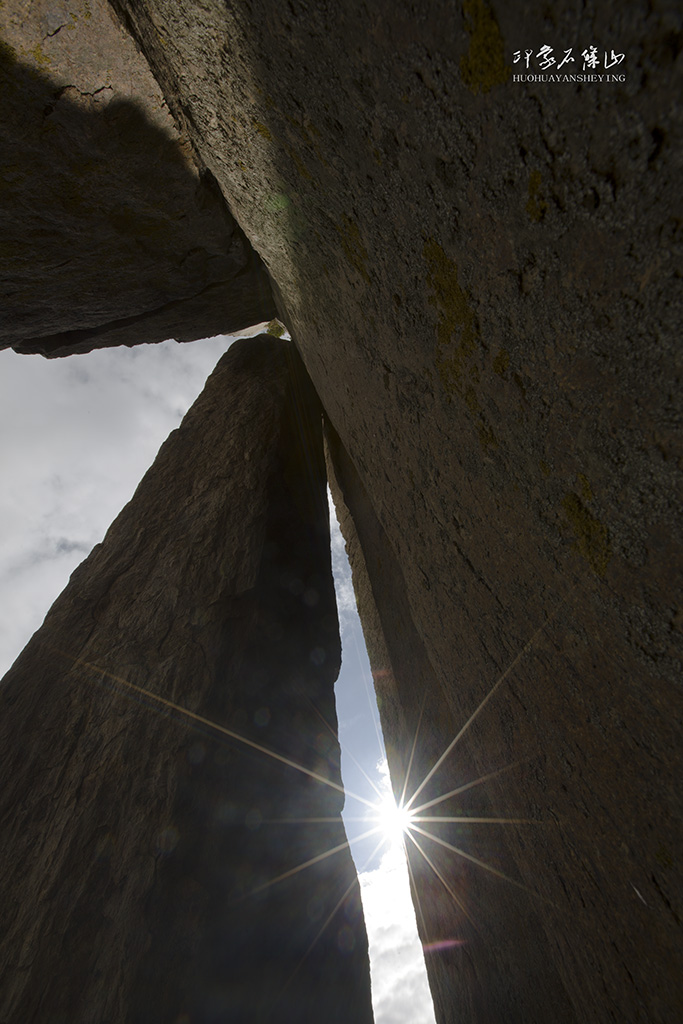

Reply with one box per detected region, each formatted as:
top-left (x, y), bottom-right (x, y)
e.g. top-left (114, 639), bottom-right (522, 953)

top-left (0, 0), bottom-right (680, 1021)
top-left (104, 3), bottom-right (682, 1022)
top-left (0, 0), bottom-right (275, 355)
top-left (0, 337), bottom-right (373, 1024)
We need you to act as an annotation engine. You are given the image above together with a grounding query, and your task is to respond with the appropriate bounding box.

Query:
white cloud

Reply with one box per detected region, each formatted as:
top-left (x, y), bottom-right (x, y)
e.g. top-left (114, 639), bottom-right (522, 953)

top-left (0, 337), bottom-right (235, 675)
top-left (359, 842), bottom-right (437, 1024)
top-left (328, 487), bottom-right (358, 631)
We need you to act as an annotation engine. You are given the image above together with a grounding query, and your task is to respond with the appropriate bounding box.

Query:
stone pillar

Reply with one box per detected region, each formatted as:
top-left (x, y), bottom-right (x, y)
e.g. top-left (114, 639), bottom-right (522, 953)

top-left (0, 337), bottom-right (373, 1024)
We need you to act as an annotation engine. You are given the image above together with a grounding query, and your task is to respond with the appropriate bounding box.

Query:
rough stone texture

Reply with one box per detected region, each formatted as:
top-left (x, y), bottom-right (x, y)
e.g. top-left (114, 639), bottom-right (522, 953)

top-left (104, 3), bottom-right (682, 1022)
top-left (0, 337), bottom-right (373, 1024)
top-left (0, 0), bottom-right (275, 355)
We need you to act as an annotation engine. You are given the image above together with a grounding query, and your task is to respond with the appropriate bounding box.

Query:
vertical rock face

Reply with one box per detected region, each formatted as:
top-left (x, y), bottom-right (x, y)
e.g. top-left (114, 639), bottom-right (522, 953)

top-left (0, 337), bottom-right (373, 1024)
top-left (0, 0), bottom-right (275, 354)
top-left (104, 3), bottom-right (681, 1022)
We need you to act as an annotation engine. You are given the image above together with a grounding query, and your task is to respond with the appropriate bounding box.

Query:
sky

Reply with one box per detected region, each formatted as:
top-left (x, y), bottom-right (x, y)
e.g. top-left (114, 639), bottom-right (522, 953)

top-left (0, 333), bottom-right (436, 1024)
top-left (329, 503), bottom-right (437, 1024)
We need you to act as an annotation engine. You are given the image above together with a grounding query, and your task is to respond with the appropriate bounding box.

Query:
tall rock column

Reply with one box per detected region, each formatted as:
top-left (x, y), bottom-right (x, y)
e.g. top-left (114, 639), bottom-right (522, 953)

top-left (0, 336), bottom-right (373, 1024)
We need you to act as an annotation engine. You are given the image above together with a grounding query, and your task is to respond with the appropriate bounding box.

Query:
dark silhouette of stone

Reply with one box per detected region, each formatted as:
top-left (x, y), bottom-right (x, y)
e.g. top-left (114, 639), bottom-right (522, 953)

top-left (0, 0), bottom-right (275, 355)
top-left (104, 2), bottom-right (681, 1021)
top-left (0, 337), bottom-right (374, 1024)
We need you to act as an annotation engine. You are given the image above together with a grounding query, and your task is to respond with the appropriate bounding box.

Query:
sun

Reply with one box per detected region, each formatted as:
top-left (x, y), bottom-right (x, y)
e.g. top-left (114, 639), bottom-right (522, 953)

top-left (373, 792), bottom-right (414, 848)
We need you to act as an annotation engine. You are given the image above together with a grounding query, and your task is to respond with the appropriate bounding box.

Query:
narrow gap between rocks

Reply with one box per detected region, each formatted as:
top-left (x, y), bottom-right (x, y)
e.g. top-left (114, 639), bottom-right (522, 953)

top-left (328, 491), bottom-right (437, 1024)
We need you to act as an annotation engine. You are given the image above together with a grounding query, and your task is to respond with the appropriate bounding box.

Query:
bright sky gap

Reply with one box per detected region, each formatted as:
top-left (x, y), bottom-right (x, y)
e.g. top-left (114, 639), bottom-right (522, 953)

top-left (328, 491), bottom-right (438, 1024)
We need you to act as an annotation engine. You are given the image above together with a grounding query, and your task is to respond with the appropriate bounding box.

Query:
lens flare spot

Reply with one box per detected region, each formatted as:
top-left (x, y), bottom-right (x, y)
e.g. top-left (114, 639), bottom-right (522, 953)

top-left (374, 793), bottom-right (414, 847)
top-left (423, 938), bottom-right (466, 953)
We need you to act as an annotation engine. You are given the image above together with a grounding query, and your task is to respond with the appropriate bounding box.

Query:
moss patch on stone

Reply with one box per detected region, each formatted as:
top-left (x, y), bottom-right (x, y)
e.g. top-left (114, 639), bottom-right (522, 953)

top-left (577, 472), bottom-right (593, 502)
top-left (478, 422), bottom-right (498, 449)
top-left (266, 319), bottom-right (285, 337)
top-left (336, 215), bottom-right (370, 283)
top-left (562, 491), bottom-right (611, 577)
top-left (464, 385), bottom-right (480, 414)
top-left (253, 119), bottom-right (272, 141)
top-left (526, 169), bottom-right (548, 222)
top-left (493, 348), bottom-right (509, 375)
top-left (31, 42), bottom-right (52, 67)
top-left (424, 238), bottom-right (499, 451)
top-left (460, 0), bottom-right (510, 95)
top-left (423, 238), bottom-right (477, 391)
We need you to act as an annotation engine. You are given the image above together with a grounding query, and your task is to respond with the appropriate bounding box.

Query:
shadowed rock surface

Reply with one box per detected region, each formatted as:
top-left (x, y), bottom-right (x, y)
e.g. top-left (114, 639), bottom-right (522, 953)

top-left (0, 337), bottom-right (373, 1024)
top-left (105, 2), bottom-right (682, 1022)
top-left (1, 0), bottom-right (681, 1021)
top-left (0, 0), bottom-right (275, 354)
